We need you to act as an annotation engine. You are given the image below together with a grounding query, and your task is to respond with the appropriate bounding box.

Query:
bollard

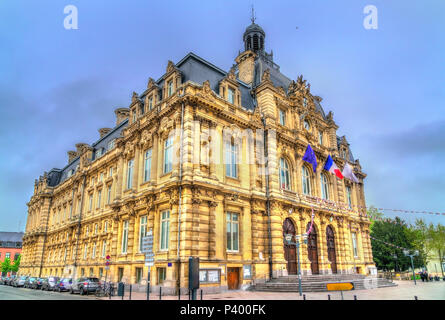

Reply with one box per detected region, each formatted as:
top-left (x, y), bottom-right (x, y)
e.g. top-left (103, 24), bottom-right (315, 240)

top-left (178, 288), bottom-right (181, 300)
top-left (129, 284), bottom-right (132, 300)
top-left (414, 296), bottom-right (418, 300)
top-left (201, 289), bottom-right (203, 300)
top-left (188, 289), bottom-right (191, 300)
top-left (303, 294), bottom-right (306, 300)
top-left (328, 294), bottom-right (331, 300)
top-left (354, 295), bottom-right (357, 300)
top-left (159, 286), bottom-right (162, 300)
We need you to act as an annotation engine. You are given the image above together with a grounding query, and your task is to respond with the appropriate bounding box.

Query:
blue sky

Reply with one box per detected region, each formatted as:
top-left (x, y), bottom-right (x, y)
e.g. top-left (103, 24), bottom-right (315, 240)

top-left (0, 0), bottom-right (444, 231)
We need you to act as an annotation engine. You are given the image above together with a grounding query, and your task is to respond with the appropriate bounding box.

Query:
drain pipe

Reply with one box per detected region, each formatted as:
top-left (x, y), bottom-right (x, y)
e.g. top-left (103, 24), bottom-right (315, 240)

top-left (72, 175), bottom-right (86, 280)
top-left (261, 115), bottom-right (273, 280)
top-left (176, 97), bottom-right (185, 292)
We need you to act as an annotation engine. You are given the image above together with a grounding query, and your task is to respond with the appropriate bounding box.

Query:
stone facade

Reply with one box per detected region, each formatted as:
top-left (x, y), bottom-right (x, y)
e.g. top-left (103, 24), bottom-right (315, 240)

top-left (19, 20), bottom-right (375, 294)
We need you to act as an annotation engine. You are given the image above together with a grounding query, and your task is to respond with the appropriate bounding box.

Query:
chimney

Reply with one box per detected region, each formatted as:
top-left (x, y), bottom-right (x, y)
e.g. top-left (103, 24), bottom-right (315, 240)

top-left (67, 151), bottom-right (77, 164)
top-left (114, 108), bottom-right (130, 126)
top-left (75, 143), bottom-right (89, 155)
top-left (99, 128), bottom-right (112, 138)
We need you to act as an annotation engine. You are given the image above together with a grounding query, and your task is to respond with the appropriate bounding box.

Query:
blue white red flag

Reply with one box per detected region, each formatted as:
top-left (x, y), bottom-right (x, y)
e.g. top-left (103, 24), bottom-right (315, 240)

top-left (324, 155), bottom-right (344, 179)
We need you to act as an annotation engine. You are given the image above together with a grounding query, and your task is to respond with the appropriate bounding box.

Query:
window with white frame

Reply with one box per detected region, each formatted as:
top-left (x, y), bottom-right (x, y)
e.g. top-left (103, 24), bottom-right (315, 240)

top-left (160, 210), bottom-right (170, 250)
top-left (319, 132), bottom-right (323, 145)
top-left (121, 220), bottom-right (129, 254)
top-left (168, 80), bottom-right (173, 97)
top-left (225, 139), bottom-right (238, 178)
top-left (104, 221), bottom-right (108, 233)
top-left (321, 173), bottom-right (329, 200)
top-left (163, 136), bottom-right (173, 174)
top-left (83, 244), bottom-right (88, 259)
top-left (109, 167), bottom-right (113, 177)
top-left (108, 139), bottom-right (115, 151)
top-left (279, 158), bottom-right (291, 190)
top-left (92, 242), bottom-right (96, 259)
top-left (139, 215), bottom-right (148, 252)
top-left (148, 96), bottom-right (153, 110)
top-left (351, 232), bottom-right (358, 258)
top-left (228, 87), bottom-right (235, 104)
top-left (127, 159), bottom-right (134, 189)
top-left (304, 119), bottom-right (310, 131)
top-left (346, 186), bottom-right (352, 208)
top-left (102, 240), bottom-right (107, 257)
top-left (144, 149), bottom-right (152, 182)
top-left (226, 212), bottom-right (239, 251)
top-left (89, 194), bottom-right (93, 211)
top-left (302, 166), bottom-right (311, 195)
top-left (279, 109), bottom-right (286, 126)
top-left (107, 185), bottom-right (112, 204)
top-left (97, 189), bottom-right (102, 208)
top-left (94, 224), bottom-right (98, 235)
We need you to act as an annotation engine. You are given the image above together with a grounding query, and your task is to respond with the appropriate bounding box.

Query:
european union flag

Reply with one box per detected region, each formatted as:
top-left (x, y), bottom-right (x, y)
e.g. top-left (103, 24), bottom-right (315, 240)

top-left (302, 144), bottom-right (317, 172)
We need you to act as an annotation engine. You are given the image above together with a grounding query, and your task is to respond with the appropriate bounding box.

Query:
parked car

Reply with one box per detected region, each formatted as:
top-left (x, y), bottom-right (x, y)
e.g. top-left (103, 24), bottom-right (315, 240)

top-left (24, 277), bottom-right (37, 289)
top-left (31, 278), bottom-right (46, 290)
top-left (55, 278), bottom-right (73, 292)
top-left (70, 277), bottom-right (100, 295)
top-left (41, 276), bottom-right (60, 291)
top-left (13, 276), bottom-right (28, 287)
top-left (7, 275), bottom-right (16, 286)
top-left (0, 276), bottom-right (7, 285)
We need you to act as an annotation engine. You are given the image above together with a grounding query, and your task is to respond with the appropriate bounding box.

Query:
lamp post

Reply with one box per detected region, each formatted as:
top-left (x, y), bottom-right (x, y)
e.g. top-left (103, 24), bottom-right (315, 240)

top-left (403, 249), bottom-right (419, 285)
top-left (285, 233), bottom-right (307, 297)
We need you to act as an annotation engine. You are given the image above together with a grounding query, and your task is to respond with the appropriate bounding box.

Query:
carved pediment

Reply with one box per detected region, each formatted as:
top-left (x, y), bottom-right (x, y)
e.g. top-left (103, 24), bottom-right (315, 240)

top-left (147, 77), bottom-right (156, 90)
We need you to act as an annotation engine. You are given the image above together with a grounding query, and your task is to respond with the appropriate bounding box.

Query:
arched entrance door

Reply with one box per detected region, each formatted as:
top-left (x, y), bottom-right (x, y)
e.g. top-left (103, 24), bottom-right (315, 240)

top-left (283, 218), bottom-right (297, 275)
top-left (326, 226), bottom-right (337, 274)
top-left (306, 222), bottom-right (319, 274)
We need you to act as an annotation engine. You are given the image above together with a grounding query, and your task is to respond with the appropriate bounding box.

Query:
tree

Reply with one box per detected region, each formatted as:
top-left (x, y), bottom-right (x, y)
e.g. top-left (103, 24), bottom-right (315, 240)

top-left (367, 206), bottom-right (384, 231)
top-left (10, 255), bottom-right (21, 274)
top-left (370, 216), bottom-right (422, 271)
top-left (1, 258), bottom-right (11, 275)
top-left (428, 223), bottom-right (445, 276)
top-left (406, 219), bottom-right (430, 268)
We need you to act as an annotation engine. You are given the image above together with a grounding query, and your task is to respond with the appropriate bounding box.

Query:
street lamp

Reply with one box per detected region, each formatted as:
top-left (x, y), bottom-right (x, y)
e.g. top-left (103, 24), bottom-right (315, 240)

top-left (284, 233), bottom-right (307, 297)
top-left (403, 249), bottom-right (419, 285)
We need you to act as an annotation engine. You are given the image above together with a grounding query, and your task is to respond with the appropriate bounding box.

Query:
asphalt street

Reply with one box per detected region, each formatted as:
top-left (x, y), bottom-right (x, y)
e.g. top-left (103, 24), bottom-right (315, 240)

top-left (0, 285), bottom-right (95, 300)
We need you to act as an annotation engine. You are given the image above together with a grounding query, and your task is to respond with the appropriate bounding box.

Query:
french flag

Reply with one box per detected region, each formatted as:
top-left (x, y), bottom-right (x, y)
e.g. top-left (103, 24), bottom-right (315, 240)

top-left (324, 155), bottom-right (344, 179)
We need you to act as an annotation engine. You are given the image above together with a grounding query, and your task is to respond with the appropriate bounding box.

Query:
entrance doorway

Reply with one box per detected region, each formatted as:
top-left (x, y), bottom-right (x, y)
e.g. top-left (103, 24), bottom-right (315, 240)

top-left (307, 222), bottom-right (319, 274)
top-left (326, 226), bottom-right (337, 274)
top-left (283, 218), bottom-right (297, 275)
top-left (227, 267), bottom-right (240, 290)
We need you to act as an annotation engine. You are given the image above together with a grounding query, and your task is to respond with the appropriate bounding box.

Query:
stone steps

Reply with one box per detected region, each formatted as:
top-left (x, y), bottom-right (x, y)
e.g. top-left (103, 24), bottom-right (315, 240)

top-left (253, 275), bottom-right (397, 293)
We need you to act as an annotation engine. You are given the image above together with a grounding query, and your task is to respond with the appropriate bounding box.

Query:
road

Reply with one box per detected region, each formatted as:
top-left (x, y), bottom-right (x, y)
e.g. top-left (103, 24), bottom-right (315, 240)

top-left (0, 285), bottom-right (96, 300)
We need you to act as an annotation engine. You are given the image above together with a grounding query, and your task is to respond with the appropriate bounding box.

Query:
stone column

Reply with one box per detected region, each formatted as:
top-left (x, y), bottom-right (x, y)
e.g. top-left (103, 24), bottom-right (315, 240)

top-left (208, 201), bottom-right (218, 259)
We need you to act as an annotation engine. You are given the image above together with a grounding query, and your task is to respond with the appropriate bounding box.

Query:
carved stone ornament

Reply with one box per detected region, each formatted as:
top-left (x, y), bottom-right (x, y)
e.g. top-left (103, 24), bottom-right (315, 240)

top-left (139, 130), bottom-right (153, 149)
top-left (123, 141), bottom-right (135, 158)
top-left (126, 200), bottom-right (136, 217)
top-left (169, 188), bottom-right (179, 206)
top-left (262, 68), bottom-right (271, 83)
top-left (202, 80), bottom-right (212, 94)
top-left (132, 91), bottom-right (139, 103)
top-left (208, 200), bottom-right (218, 208)
top-left (166, 60), bottom-right (176, 74)
top-left (227, 67), bottom-right (237, 82)
top-left (145, 194), bottom-right (155, 210)
top-left (147, 77), bottom-right (156, 89)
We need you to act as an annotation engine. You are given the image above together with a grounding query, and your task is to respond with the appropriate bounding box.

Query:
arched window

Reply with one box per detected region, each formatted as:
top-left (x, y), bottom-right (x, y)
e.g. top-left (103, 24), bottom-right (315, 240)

top-left (246, 36), bottom-right (252, 50)
top-left (302, 166), bottom-right (311, 195)
top-left (304, 119), bottom-right (310, 131)
top-left (253, 34), bottom-right (259, 51)
top-left (320, 173), bottom-right (329, 200)
top-left (279, 158), bottom-right (291, 190)
top-left (346, 186), bottom-right (352, 208)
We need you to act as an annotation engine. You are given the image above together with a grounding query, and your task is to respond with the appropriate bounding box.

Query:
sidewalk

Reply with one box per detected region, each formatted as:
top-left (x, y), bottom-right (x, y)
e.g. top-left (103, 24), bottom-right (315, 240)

top-left (100, 280), bottom-right (445, 300)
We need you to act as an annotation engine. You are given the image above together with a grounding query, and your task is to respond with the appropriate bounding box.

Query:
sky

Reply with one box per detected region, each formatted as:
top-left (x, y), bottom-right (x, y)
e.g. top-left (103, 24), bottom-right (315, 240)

top-left (0, 0), bottom-right (444, 231)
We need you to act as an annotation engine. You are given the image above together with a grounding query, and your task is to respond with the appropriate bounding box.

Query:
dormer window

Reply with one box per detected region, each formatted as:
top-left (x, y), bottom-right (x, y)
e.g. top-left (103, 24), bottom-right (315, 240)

top-left (148, 96), bottom-right (153, 110)
top-left (167, 80), bottom-right (173, 97)
top-left (132, 112), bottom-right (136, 123)
top-left (140, 104), bottom-right (145, 115)
top-left (228, 87), bottom-right (235, 104)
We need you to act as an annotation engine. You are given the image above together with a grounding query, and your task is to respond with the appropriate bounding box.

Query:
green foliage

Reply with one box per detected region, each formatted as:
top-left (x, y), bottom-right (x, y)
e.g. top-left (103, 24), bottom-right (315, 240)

top-left (367, 206), bottom-right (384, 231)
top-left (11, 255), bottom-right (21, 273)
top-left (1, 258), bottom-right (12, 274)
top-left (427, 223), bottom-right (445, 275)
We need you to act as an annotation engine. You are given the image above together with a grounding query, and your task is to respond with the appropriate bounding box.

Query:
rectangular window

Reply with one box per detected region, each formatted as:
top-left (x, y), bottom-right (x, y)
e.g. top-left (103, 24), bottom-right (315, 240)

top-left (127, 159), bottom-right (134, 189)
top-left (144, 149), bottom-right (152, 182)
top-left (139, 215), bottom-right (148, 252)
top-left (346, 186), bottom-right (352, 208)
top-left (228, 87), bottom-right (235, 104)
top-left (97, 190), bottom-right (102, 208)
top-left (351, 232), bottom-right (358, 258)
top-left (225, 140), bottom-right (238, 178)
top-left (164, 136), bottom-right (173, 174)
top-left (83, 244), bottom-right (88, 259)
top-left (107, 185), bottom-right (112, 204)
top-left (226, 212), bottom-right (239, 251)
top-left (89, 194), bottom-right (93, 211)
top-left (279, 109), bottom-right (286, 125)
top-left (148, 96), bottom-right (153, 110)
top-left (102, 240), bottom-right (106, 258)
top-left (99, 268), bottom-right (103, 278)
top-left (100, 173), bottom-right (104, 182)
top-left (167, 80), bottom-right (173, 97)
top-left (157, 267), bottom-right (166, 284)
top-left (104, 221), bottom-right (108, 233)
top-left (95, 149), bottom-right (102, 159)
top-left (92, 242), bottom-right (97, 259)
top-left (136, 268), bottom-right (143, 284)
top-left (94, 224), bottom-right (98, 235)
top-left (318, 132), bottom-right (323, 145)
top-left (5, 252), bottom-right (10, 259)
top-left (109, 167), bottom-right (113, 177)
top-left (160, 210), bottom-right (170, 250)
top-left (121, 220), bottom-right (129, 254)
top-left (77, 199), bottom-right (82, 214)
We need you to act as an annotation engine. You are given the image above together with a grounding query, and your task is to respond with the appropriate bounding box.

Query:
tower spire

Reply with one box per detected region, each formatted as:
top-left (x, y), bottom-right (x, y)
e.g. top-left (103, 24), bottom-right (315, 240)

top-left (251, 5), bottom-right (256, 24)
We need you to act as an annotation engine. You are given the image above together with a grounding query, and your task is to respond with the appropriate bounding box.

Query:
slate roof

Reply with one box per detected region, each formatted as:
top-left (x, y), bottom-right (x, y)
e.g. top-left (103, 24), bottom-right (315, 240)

top-left (0, 232), bottom-right (24, 243)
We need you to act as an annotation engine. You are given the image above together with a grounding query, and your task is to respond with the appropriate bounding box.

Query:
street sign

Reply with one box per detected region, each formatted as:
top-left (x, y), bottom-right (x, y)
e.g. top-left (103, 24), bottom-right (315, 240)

top-left (326, 282), bottom-right (354, 291)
